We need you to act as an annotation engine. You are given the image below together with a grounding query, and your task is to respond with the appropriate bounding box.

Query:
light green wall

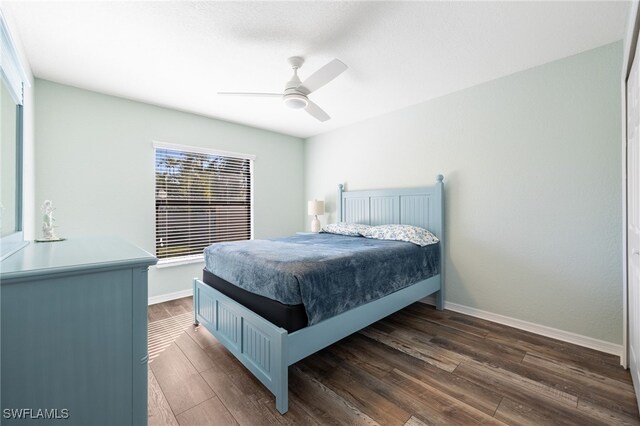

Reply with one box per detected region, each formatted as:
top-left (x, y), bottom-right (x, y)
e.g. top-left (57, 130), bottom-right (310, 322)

top-left (34, 42), bottom-right (624, 343)
top-left (305, 42), bottom-right (623, 344)
top-left (34, 80), bottom-right (305, 297)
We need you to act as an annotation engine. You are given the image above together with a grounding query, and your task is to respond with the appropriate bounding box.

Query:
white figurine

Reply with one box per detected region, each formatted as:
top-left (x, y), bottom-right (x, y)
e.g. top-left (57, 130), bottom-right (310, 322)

top-left (41, 200), bottom-right (59, 240)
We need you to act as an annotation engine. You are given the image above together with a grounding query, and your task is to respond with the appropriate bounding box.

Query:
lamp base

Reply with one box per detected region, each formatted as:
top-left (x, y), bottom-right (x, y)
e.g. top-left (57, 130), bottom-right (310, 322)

top-left (311, 216), bottom-right (321, 233)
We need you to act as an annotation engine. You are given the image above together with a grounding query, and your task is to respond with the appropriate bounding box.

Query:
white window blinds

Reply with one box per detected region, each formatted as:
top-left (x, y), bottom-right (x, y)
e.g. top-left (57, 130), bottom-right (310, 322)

top-left (155, 144), bottom-right (253, 261)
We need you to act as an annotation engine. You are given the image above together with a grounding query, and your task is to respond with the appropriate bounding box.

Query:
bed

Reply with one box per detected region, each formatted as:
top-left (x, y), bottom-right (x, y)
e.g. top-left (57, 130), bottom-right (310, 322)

top-left (192, 175), bottom-right (445, 414)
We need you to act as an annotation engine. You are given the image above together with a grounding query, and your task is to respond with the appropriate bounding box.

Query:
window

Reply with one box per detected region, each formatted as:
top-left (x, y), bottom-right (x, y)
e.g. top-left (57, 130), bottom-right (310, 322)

top-left (154, 142), bottom-right (254, 263)
top-left (0, 11), bottom-right (29, 260)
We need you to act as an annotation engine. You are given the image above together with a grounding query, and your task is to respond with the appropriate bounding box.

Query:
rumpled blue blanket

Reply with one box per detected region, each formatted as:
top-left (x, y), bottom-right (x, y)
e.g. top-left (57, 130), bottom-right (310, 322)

top-left (204, 233), bottom-right (440, 325)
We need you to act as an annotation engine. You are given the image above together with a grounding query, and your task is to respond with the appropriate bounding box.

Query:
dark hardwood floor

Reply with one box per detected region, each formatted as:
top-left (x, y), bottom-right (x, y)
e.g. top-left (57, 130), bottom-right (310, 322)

top-left (148, 297), bottom-right (639, 425)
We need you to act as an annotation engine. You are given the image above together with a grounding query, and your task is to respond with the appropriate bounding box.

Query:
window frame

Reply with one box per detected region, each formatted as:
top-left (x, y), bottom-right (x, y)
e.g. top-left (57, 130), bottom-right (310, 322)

top-left (0, 10), bottom-right (29, 261)
top-left (152, 141), bottom-right (255, 267)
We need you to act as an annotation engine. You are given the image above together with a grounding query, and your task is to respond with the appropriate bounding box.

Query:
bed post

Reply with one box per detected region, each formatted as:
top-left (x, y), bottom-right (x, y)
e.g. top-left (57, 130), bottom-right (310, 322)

top-left (274, 330), bottom-right (289, 414)
top-left (434, 174), bottom-right (445, 310)
top-left (337, 183), bottom-right (344, 222)
top-left (193, 278), bottom-right (199, 325)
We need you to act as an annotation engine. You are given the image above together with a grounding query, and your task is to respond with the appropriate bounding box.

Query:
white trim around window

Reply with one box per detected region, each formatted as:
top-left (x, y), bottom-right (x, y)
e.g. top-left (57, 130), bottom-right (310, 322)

top-left (152, 141), bottom-right (256, 161)
top-left (0, 11), bottom-right (29, 104)
top-left (156, 254), bottom-right (204, 268)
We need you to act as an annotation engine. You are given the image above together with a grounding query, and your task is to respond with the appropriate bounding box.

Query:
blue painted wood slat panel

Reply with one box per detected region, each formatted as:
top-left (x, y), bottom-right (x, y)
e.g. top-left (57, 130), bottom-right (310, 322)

top-left (194, 279), bottom-right (288, 412)
top-left (370, 196), bottom-right (400, 225)
top-left (343, 197), bottom-right (370, 224)
top-left (400, 195), bottom-right (430, 229)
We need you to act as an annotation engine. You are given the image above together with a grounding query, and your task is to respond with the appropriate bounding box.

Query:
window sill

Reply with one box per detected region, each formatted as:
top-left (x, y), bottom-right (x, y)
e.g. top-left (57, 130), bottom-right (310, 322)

top-left (155, 254), bottom-right (205, 269)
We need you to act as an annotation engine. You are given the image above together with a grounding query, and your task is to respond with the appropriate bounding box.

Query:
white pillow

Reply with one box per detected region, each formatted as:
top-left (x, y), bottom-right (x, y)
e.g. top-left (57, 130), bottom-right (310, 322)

top-left (321, 223), bottom-right (371, 237)
top-left (360, 224), bottom-right (439, 246)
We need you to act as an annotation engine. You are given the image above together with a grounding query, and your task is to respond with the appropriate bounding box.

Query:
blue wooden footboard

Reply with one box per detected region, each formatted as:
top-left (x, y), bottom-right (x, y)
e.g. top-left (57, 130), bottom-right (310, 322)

top-left (194, 274), bottom-right (441, 414)
top-left (193, 279), bottom-right (289, 412)
top-left (194, 175), bottom-right (445, 414)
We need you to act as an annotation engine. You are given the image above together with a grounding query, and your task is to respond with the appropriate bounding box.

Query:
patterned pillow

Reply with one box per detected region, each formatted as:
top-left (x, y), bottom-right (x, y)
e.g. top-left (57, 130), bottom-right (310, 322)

top-left (360, 224), bottom-right (439, 246)
top-left (321, 223), bottom-right (371, 236)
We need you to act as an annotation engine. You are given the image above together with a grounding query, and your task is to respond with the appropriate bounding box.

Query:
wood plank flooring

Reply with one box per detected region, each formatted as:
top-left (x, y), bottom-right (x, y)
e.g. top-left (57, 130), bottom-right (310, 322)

top-left (148, 297), bottom-right (639, 425)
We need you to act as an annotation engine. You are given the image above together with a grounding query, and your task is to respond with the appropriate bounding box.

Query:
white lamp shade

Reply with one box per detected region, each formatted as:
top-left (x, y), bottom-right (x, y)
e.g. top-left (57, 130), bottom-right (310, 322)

top-left (308, 200), bottom-right (325, 216)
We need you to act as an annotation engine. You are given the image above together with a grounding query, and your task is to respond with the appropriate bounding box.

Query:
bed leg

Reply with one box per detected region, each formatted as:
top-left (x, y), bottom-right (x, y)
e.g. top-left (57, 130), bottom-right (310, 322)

top-left (435, 289), bottom-right (444, 311)
top-left (275, 330), bottom-right (289, 414)
top-left (192, 278), bottom-right (199, 326)
top-left (275, 384), bottom-right (288, 414)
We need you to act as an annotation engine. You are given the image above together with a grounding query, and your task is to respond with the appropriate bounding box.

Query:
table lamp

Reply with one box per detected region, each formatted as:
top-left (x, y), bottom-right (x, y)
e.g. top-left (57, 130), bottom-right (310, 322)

top-left (308, 200), bottom-right (325, 233)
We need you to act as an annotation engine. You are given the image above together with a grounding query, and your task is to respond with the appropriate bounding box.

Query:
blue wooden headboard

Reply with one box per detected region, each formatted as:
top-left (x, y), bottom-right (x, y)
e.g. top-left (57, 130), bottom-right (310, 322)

top-left (337, 175), bottom-right (444, 241)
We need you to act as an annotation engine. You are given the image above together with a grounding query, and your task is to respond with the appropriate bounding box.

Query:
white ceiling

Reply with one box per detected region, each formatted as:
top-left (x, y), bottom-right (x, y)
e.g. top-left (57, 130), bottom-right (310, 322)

top-left (3, 1), bottom-right (630, 139)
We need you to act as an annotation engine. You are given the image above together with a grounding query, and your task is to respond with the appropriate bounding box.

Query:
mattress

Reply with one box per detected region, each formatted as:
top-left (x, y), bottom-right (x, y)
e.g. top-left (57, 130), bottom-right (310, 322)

top-left (202, 268), bottom-right (308, 332)
top-left (204, 233), bottom-right (440, 326)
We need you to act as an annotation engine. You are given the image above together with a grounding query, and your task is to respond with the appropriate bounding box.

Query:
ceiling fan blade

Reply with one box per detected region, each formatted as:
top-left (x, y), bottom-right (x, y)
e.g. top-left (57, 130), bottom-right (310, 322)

top-left (305, 100), bottom-right (330, 122)
top-left (217, 92), bottom-right (282, 97)
top-left (298, 59), bottom-right (347, 95)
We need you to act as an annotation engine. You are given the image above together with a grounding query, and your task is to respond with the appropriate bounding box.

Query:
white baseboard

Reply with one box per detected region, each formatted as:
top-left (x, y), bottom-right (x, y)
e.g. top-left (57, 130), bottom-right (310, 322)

top-left (420, 297), bottom-right (622, 358)
top-left (148, 288), bottom-right (193, 306)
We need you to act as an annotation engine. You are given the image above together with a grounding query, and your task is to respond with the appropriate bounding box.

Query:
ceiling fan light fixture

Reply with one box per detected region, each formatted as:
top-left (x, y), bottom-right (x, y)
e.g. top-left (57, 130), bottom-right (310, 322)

top-left (283, 93), bottom-right (308, 109)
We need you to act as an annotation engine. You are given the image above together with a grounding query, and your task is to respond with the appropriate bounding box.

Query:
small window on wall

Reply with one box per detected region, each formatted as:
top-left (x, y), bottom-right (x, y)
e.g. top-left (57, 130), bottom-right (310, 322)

top-left (154, 142), bottom-right (254, 264)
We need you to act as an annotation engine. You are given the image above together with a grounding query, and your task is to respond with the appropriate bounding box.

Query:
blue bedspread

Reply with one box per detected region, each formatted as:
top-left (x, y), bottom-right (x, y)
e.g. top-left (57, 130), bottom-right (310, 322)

top-left (203, 233), bottom-right (440, 325)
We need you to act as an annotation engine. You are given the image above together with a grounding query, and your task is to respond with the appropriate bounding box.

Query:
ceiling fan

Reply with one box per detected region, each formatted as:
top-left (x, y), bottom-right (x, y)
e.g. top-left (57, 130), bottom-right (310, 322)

top-left (218, 57), bottom-right (348, 122)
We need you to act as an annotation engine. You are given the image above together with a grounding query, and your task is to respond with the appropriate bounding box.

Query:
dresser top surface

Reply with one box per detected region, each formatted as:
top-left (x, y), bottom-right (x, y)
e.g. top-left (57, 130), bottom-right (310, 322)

top-left (0, 237), bottom-right (157, 281)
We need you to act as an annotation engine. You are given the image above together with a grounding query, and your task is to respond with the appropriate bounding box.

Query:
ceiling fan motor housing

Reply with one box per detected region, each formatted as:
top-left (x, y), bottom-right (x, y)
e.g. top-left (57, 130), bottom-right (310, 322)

top-left (283, 68), bottom-right (308, 109)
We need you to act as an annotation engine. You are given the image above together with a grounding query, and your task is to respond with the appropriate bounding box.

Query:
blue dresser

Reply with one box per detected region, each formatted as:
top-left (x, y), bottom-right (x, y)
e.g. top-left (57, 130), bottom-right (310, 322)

top-left (0, 237), bottom-right (157, 425)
